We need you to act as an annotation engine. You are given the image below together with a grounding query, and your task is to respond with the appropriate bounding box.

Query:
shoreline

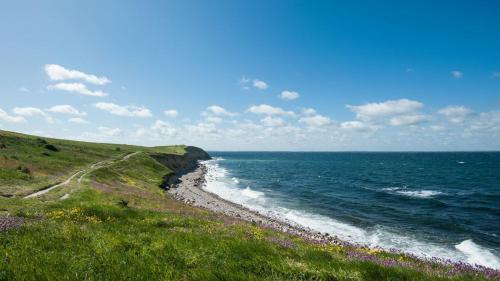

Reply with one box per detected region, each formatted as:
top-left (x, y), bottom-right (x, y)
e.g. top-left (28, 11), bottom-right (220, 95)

top-left (168, 162), bottom-right (500, 276)
top-left (168, 163), bottom-right (344, 246)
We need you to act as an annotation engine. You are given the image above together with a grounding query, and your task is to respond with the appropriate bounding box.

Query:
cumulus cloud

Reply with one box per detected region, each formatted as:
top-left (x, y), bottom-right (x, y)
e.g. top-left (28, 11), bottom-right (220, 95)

top-left (253, 79), bottom-right (268, 90)
top-left (12, 107), bottom-right (53, 123)
top-left (97, 126), bottom-right (122, 136)
top-left (247, 104), bottom-right (295, 116)
top-left (341, 121), bottom-right (377, 132)
top-left (95, 102), bottom-right (152, 117)
top-left (451, 70), bottom-right (463, 79)
top-left (48, 83), bottom-right (108, 97)
top-left (45, 64), bottom-right (111, 85)
top-left (186, 122), bottom-right (218, 136)
top-left (299, 114), bottom-right (332, 127)
top-left (438, 105), bottom-right (473, 123)
top-left (48, 105), bottom-right (87, 116)
top-left (389, 114), bottom-right (429, 126)
top-left (430, 125), bottom-right (447, 132)
top-left (163, 109), bottom-right (178, 118)
top-left (468, 111), bottom-right (500, 132)
top-left (347, 99), bottom-right (424, 121)
top-left (205, 105), bottom-right (237, 116)
top-left (261, 116), bottom-right (286, 127)
top-left (151, 120), bottom-right (177, 137)
top-left (280, 90), bottom-right (299, 100)
top-left (0, 108), bottom-right (25, 123)
top-left (302, 108), bottom-right (316, 115)
top-left (205, 116), bottom-right (223, 123)
top-left (68, 117), bottom-right (89, 124)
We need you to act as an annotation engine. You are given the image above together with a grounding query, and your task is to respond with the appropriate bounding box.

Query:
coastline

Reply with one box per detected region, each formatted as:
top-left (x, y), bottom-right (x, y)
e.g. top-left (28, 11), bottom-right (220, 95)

top-left (167, 162), bottom-right (500, 277)
top-left (168, 163), bottom-right (343, 246)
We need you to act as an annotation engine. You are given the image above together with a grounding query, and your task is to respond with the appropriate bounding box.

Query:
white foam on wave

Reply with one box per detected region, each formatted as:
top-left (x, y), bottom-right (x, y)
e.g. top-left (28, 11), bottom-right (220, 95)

top-left (201, 159), bottom-right (500, 269)
top-left (383, 186), bottom-right (442, 198)
top-left (397, 190), bottom-right (443, 198)
top-left (455, 240), bottom-right (500, 269)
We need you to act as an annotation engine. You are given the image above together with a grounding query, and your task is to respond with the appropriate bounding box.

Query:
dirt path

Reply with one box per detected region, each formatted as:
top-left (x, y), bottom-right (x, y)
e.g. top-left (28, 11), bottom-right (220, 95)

top-left (24, 152), bottom-right (140, 199)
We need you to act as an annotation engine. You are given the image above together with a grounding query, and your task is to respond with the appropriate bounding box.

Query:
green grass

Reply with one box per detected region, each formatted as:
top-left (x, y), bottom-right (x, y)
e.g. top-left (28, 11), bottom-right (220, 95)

top-left (0, 130), bottom-right (495, 280)
top-left (0, 130), bottom-right (184, 196)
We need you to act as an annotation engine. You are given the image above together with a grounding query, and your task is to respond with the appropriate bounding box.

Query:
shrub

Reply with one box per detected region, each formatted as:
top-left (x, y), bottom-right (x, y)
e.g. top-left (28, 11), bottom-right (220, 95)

top-left (118, 199), bottom-right (129, 208)
top-left (44, 144), bottom-right (59, 152)
top-left (42, 152), bottom-right (50, 156)
top-left (115, 147), bottom-right (121, 151)
top-left (17, 165), bottom-right (31, 174)
top-left (36, 138), bottom-right (47, 144)
top-left (0, 143), bottom-right (6, 149)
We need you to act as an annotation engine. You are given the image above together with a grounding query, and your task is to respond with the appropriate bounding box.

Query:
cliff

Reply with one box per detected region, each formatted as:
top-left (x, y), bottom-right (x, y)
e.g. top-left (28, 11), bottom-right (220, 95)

top-left (150, 146), bottom-right (211, 189)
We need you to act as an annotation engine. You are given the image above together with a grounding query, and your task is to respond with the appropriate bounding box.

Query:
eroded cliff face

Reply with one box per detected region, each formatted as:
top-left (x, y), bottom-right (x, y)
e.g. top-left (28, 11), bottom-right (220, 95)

top-left (150, 146), bottom-right (211, 189)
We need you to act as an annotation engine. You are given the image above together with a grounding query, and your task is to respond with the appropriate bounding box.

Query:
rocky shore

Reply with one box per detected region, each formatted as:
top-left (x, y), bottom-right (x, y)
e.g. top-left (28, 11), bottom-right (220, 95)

top-left (168, 163), bottom-right (345, 246)
top-left (166, 163), bottom-right (500, 278)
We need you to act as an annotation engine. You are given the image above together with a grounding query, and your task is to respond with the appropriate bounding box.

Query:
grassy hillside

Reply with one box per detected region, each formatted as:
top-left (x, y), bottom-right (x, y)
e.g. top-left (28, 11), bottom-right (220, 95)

top-left (0, 130), bottom-right (497, 280)
top-left (0, 130), bottom-right (184, 197)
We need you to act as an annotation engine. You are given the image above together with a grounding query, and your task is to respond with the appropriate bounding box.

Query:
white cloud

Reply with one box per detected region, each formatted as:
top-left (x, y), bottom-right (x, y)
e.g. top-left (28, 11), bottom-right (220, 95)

top-left (151, 120), bottom-right (177, 137)
top-left (205, 105), bottom-right (237, 116)
top-left (389, 114), bottom-right (429, 126)
top-left (261, 116), bottom-right (286, 127)
top-left (468, 111), bottom-right (500, 132)
top-left (68, 117), bottom-right (89, 124)
top-left (451, 70), bottom-right (463, 79)
top-left (0, 108), bottom-right (25, 123)
top-left (97, 126), bottom-right (122, 136)
top-left (430, 125), bottom-right (447, 132)
top-left (341, 121), bottom-right (377, 132)
top-left (238, 76), bottom-right (251, 90)
top-left (45, 64), bottom-right (111, 85)
top-left (48, 105), bottom-right (87, 116)
top-left (280, 90), bottom-right (300, 100)
top-left (12, 107), bottom-right (53, 123)
top-left (302, 108), bottom-right (316, 115)
top-left (438, 105), bottom-right (473, 123)
top-left (239, 76), bottom-right (250, 84)
top-left (247, 104), bottom-right (295, 116)
top-left (299, 114), bottom-right (332, 127)
top-left (347, 99), bottom-right (424, 121)
top-left (186, 122), bottom-right (218, 136)
top-left (205, 116), bottom-right (223, 123)
top-left (253, 79), bottom-right (268, 90)
top-left (48, 83), bottom-right (108, 97)
top-left (94, 102), bottom-right (152, 117)
top-left (163, 109), bottom-right (178, 118)
top-left (18, 87), bottom-right (30, 92)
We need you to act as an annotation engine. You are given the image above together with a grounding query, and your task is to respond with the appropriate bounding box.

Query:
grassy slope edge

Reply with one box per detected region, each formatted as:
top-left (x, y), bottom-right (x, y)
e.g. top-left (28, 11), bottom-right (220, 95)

top-left (0, 130), bottom-right (495, 280)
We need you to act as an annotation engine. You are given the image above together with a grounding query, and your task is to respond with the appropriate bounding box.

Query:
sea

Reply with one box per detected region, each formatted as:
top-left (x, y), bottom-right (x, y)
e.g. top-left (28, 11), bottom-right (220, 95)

top-left (202, 152), bottom-right (500, 269)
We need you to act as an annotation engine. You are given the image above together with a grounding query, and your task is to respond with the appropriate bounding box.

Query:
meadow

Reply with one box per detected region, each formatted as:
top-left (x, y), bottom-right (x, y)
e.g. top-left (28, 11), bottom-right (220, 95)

top-left (0, 130), bottom-right (497, 280)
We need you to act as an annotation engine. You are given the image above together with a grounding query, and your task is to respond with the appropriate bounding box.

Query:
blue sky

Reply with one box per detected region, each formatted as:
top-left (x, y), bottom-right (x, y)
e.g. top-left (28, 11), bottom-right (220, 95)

top-left (1, 0), bottom-right (499, 150)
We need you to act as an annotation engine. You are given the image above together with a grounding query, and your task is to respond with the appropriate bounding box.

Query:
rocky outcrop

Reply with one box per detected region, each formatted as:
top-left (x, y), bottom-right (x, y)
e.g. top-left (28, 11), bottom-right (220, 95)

top-left (151, 146), bottom-right (211, 189)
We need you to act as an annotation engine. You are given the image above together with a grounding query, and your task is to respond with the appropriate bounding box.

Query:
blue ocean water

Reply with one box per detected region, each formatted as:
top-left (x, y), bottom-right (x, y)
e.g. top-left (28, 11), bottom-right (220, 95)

top-left (203, 152), bottom-right (500, 269)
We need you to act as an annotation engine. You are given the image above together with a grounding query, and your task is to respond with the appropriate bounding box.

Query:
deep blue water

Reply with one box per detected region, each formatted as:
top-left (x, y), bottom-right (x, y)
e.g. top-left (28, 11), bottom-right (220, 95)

top-left (203, 152), bottom-right (500, 269)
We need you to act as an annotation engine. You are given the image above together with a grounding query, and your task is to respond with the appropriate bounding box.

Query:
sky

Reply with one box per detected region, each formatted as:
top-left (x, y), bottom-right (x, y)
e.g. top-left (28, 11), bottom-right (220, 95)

top-left (1, 0), bottom-right (499, 151)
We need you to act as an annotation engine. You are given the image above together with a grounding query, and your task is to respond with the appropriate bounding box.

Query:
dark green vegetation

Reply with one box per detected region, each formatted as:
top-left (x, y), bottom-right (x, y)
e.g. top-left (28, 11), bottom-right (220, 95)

top-left (0, 130), bottom-right (496, 280)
